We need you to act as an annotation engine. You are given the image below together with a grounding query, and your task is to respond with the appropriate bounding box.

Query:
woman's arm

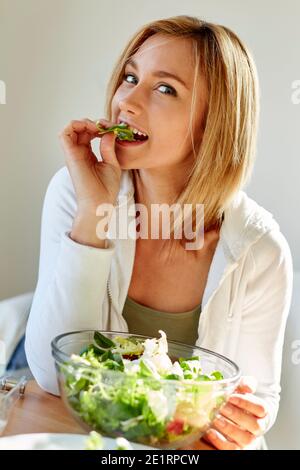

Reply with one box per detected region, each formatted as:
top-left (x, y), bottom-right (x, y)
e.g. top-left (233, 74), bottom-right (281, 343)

top-left (205, 228), bottom-right (293, 449)
top-left (25, 167), bottom-right (116, 395)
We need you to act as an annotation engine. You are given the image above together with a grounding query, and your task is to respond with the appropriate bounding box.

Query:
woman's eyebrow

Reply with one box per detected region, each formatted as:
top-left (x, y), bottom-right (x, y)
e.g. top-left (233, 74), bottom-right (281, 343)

top-left (125, 58), bottom-right (188, 89)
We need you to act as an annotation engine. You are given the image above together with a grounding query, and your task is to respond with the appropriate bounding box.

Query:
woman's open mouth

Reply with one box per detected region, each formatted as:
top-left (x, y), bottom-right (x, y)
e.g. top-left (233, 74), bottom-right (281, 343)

top-left (116, 135), bottom-right (149, 147)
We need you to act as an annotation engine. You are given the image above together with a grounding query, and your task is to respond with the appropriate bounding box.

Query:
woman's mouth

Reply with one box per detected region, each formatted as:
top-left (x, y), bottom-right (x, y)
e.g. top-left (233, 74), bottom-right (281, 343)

top-left (116, 137), bottom-right (149, 147)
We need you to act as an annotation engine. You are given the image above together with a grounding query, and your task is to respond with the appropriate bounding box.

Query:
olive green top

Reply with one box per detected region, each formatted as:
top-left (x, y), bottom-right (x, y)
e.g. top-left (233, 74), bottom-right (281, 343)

top-left (122, 295), bottom-right (201, 346)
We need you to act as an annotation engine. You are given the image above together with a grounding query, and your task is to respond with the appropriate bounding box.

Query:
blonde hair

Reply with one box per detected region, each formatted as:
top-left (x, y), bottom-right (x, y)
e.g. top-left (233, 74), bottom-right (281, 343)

top-left (104, 15), bottom-right (260, 253)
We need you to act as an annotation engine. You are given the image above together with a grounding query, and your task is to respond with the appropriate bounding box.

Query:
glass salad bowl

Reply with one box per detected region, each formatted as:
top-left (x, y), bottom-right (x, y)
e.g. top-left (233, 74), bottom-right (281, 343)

top-left (51, 330), bottom-right (240, 449)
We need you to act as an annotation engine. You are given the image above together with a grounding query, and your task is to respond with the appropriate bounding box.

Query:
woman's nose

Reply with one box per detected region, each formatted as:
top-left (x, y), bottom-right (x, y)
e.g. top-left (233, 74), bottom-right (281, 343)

top-left (118, 83), bottom-right (146, 112)
top-left (118, 98), bottom-right (141, 115)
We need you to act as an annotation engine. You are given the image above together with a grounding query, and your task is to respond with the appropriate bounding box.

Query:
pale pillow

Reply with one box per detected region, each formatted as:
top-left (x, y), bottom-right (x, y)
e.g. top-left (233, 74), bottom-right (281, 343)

top-left (0, 291), bottom-right (34, 369)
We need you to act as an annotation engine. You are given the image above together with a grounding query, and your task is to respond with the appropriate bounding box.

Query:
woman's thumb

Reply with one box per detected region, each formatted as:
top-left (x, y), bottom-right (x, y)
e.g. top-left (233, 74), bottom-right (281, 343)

top-left (235, 375), bottom-right (257, 394)
top-left (99, 132), bottom-right (119, 167)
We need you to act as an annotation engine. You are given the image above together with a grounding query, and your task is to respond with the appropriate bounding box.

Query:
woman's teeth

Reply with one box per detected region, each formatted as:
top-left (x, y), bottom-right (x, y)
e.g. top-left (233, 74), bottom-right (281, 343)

top-left (132, 129), bottom-right (148, 138)
top-left (119, 121), bottom-right (148, 138)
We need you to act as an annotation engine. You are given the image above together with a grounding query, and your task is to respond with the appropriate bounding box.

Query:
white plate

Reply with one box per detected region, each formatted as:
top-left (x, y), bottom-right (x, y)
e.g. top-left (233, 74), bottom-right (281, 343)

top-left (0, 433), bottom-right (155, 450)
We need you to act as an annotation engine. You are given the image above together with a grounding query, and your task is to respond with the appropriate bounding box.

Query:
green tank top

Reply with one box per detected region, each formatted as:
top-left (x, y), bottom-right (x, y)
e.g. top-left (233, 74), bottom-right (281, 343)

top-left (122, 295), bottom-right (201, 346)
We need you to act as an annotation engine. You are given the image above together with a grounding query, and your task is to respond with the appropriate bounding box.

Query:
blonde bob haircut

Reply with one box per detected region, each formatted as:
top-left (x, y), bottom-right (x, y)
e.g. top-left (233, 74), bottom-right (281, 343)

top-left (104, 15), bottom-right (260, 253)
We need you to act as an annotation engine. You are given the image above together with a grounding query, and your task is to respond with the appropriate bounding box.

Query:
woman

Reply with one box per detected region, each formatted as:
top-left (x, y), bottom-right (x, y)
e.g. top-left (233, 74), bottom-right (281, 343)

top-left (25, 16), bottom-right (293, 450)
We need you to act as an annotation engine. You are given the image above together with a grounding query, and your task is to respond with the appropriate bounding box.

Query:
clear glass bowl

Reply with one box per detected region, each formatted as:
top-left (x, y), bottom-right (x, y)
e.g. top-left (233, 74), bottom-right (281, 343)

top-left (51, 330), bottom-right (240, 449)
top-left (0, 376), bottom-right (27, 435)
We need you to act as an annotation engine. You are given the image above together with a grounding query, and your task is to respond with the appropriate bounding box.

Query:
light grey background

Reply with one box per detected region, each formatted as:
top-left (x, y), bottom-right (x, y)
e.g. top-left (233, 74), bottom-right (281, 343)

top-left (0, 0), bottom-right (299, 299)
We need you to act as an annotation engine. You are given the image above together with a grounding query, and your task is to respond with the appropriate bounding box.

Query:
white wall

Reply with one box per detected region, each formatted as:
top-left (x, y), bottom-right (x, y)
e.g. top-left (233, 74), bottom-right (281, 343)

top-left (265, 272), bottom-right (300, 450)
top-left (0, 0), bottom-right (299, 299)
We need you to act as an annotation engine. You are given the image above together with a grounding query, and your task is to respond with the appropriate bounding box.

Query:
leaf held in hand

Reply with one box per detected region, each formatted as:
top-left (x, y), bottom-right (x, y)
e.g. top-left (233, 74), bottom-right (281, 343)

top-left (96, 122), bottom-right (136, 141)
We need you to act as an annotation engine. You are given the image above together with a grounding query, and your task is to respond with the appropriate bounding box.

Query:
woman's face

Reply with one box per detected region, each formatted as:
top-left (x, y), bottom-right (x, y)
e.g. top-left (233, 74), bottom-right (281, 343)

top-left (111, 34), bottom-right (208, 170)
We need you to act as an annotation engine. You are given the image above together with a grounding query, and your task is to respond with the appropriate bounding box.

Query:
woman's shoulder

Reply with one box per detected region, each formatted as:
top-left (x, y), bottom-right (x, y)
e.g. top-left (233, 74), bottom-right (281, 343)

top-left (250, 226), bottom-right (293, 275)
top-left (237, 191), bottom-right (293, 276)
top-left (223, 190), bottom-right (293, 273)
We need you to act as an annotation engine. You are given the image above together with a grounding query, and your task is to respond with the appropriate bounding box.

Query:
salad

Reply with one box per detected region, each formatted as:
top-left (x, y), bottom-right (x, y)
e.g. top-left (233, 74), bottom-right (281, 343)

top-left (60, 330), bottom-right (226, 448)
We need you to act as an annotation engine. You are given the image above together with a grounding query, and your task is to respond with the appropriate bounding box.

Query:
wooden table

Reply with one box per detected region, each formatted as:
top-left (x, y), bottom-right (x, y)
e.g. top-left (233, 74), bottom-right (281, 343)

top-left (2, 380), bottom-right (214, 450)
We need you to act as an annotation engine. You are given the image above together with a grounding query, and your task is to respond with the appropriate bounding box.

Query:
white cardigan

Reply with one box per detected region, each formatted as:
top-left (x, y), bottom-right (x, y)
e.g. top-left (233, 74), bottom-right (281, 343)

top-left (25, 166), bottom-right (293, 439)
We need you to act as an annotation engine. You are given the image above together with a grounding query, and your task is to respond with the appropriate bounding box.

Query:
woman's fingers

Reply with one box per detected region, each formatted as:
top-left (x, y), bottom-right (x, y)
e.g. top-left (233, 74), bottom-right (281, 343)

top-left (59, 122), bottom-right (97, 165)
top-left (61, 118), bottom-right (109, 145)
top-left (80, 118), bottom-right (120, 167)
top-left (99, 131), bottom-right (119, 167)
top-left (205, 429), bottom-right (241, 450)
top-left (59, 118), bottom-right (113, 155)
top-left (70, 118), bottom-right (99, 134)
top-left (59, 125), bottom-right (78, 153)
top-left (228, 394), bottom-right (268, 418)
top-left (77, 130), bottom-right (95, 146)
top-left (219, 402), bottom-right (264, 436)
top-left (212, 416), bottom-right (254, 448)
top-left (59, 116), bottom-right (121, 168)
top-left (205, 377), bottom-right (268, 450)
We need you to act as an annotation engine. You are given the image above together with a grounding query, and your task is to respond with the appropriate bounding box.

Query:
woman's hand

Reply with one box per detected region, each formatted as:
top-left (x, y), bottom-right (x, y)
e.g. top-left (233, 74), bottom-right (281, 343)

top-left (59, 118), bottom-right (122, 212)
top-left (203, 376), bottom-right (269, 450)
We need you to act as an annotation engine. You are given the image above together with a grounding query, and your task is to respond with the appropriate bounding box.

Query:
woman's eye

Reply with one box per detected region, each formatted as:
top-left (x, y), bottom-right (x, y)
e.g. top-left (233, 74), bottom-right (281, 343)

top-left (122, 73), bottom-right (177, 97)
top-left (123, 73), bottom-right (137, 85)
